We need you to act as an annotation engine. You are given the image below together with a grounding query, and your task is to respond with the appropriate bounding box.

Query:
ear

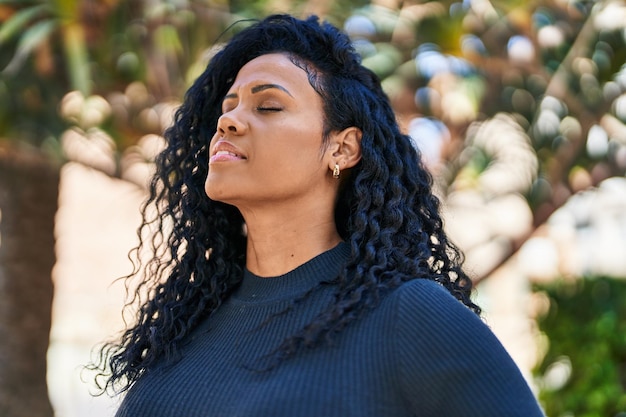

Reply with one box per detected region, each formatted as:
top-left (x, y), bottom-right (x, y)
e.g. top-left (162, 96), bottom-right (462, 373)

top-left (327, 126), bottom-right (362, 172)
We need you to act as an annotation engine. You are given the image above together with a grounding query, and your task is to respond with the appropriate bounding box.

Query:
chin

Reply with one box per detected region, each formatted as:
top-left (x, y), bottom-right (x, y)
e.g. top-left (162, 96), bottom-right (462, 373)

top-left (204, 180), bottom-right (220, 201)
top-left (205, 186), bottom-right (222, 202)
top-left (205, 182), bottom-right (234, 204)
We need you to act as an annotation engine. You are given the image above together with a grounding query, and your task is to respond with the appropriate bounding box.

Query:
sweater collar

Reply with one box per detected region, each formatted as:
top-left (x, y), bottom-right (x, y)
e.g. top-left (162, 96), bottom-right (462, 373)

top-left (232, 242), bottom-right (350, 303)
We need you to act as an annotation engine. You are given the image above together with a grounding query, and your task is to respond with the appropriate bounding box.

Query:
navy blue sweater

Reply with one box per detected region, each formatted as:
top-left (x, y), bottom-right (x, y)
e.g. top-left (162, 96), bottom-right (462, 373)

top-left (115, 243), bottom-right (545, 416)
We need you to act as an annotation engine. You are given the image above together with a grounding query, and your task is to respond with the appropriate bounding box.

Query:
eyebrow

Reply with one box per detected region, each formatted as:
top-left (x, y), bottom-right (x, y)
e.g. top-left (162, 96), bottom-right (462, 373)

top-left (223, 83), bottom-right (293, 100)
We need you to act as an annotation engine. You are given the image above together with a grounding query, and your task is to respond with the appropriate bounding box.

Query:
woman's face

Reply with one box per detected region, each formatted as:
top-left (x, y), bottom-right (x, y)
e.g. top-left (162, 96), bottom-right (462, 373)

top-left (205, 53), bottom-right (334, 210)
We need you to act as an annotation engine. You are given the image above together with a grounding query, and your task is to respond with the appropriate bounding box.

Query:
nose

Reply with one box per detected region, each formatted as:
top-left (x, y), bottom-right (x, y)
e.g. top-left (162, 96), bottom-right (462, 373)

top-left (217, 110), bottom-right (247, 136)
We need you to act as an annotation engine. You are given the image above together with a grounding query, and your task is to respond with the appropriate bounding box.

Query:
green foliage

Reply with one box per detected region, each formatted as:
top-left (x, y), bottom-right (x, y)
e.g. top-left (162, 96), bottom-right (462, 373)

top-left (0, 0), bottom-right (233, 151)
top-left (0, 0), bottom-right (90, 148)
top-left (0, 3), bottom-right (50, 44)
top-left (230, 0), bottom-right (369, 24)
top-left (0, 0), bottom-right (89, 92)
top-left (1, 0), bottom-right (625, 200)
top-left (534, 277), bottom-right (626, 417)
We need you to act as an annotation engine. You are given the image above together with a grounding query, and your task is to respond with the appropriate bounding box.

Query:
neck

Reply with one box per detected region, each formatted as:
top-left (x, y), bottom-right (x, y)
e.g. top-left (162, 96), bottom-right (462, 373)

top-left (240, 204), bottom-right (341, 277)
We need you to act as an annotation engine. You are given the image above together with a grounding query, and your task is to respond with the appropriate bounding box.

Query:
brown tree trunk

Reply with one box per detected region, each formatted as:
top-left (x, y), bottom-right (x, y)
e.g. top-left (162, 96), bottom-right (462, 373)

top-left (0, 144), bottom-right (58, 417)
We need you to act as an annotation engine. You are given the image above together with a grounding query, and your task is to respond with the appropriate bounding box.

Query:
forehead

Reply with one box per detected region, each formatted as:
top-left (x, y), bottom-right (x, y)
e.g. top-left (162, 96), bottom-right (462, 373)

top-left (230, 53), bottom-right (312, 90)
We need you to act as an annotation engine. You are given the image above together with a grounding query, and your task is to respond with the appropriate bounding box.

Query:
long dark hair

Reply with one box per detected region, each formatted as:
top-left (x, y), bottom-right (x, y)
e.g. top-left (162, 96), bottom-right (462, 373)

top-left (91, 14), bottom-right (480, 395)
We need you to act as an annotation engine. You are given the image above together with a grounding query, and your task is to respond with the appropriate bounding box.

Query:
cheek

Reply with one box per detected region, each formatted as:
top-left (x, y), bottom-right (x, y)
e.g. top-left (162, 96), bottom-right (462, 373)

top-left (207, 133), bottom-right (220, 154)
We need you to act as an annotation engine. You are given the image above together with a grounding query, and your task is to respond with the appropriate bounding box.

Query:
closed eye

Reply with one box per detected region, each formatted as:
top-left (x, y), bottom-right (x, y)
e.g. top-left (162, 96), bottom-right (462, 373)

top-left (257, 106), bottom-right (283, 112)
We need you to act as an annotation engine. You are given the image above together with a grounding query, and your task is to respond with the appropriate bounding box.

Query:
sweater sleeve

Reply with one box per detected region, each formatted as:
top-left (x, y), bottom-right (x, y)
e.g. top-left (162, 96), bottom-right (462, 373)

top-left (393, 279), bottom-right (546, 417)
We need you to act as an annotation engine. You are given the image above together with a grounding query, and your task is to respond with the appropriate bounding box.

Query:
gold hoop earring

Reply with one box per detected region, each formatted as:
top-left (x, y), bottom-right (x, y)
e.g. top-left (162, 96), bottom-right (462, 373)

top-left (332, 163), bottom-right (340, 179)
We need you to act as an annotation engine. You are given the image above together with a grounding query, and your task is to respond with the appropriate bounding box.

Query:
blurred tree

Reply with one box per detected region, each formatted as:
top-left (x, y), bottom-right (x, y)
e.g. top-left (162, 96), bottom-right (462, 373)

top-left (0, 147), bottom-right (57, 417)
top-left (0, 0), bottom-right (88, 414)
top-left (534, 277), bottom-right (626, 416)
top-left (340, 0), bottom-right (626, 282)
top-left (0, 1), bottom-right (232, 415)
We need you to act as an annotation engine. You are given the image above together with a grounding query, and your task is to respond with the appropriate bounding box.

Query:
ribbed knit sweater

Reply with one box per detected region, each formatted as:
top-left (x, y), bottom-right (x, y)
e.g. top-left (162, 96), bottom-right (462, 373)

top-left (115, 243), bottom-right (545, 416)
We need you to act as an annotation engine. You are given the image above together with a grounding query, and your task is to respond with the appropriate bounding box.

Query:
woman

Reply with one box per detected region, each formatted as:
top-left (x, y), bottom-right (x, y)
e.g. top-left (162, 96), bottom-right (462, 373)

top-left (95, 14), bottom-right (545, 416)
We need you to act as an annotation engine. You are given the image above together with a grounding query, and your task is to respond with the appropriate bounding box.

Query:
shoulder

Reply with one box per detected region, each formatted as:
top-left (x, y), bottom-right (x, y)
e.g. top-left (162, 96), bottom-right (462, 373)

top-left (388, 278), bottom-right (498, 356)
top-left (393, 277), bottom-right (460, 304)
top-left (390, 278), bottom-right (483, 330)
top-left (386, 279), bottom-right (546, 417)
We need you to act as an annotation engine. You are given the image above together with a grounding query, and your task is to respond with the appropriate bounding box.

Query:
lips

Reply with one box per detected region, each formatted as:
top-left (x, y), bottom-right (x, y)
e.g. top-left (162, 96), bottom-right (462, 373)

top-left (210, 140), bottom-right (246, 163)
top-left (211, 150), bottom-right (243, 162)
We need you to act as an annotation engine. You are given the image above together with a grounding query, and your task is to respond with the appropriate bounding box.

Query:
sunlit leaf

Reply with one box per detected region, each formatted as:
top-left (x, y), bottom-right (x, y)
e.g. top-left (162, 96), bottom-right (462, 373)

top-left (62, 23), bottom-right (90, 95)
top-left (51, 0), bottom-right (81, 22)
top-left (2, 18), bottom-right (56, 74)
top-left (154, 24), bottom-right (183, 55)
top-left (0, 0), bottom-right (43, 4)
top-left (0, 3), bottom-right (50, 44)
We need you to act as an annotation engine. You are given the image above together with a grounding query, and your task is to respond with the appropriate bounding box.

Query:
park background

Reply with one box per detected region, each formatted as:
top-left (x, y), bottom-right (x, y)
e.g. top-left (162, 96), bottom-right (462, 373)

top-left (1, 0), bottom-right (626, 416)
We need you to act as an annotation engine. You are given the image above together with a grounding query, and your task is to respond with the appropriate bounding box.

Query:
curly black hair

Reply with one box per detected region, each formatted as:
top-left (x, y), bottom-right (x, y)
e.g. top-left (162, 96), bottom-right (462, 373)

top-left (91, 13), bottom-right (480, 395)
